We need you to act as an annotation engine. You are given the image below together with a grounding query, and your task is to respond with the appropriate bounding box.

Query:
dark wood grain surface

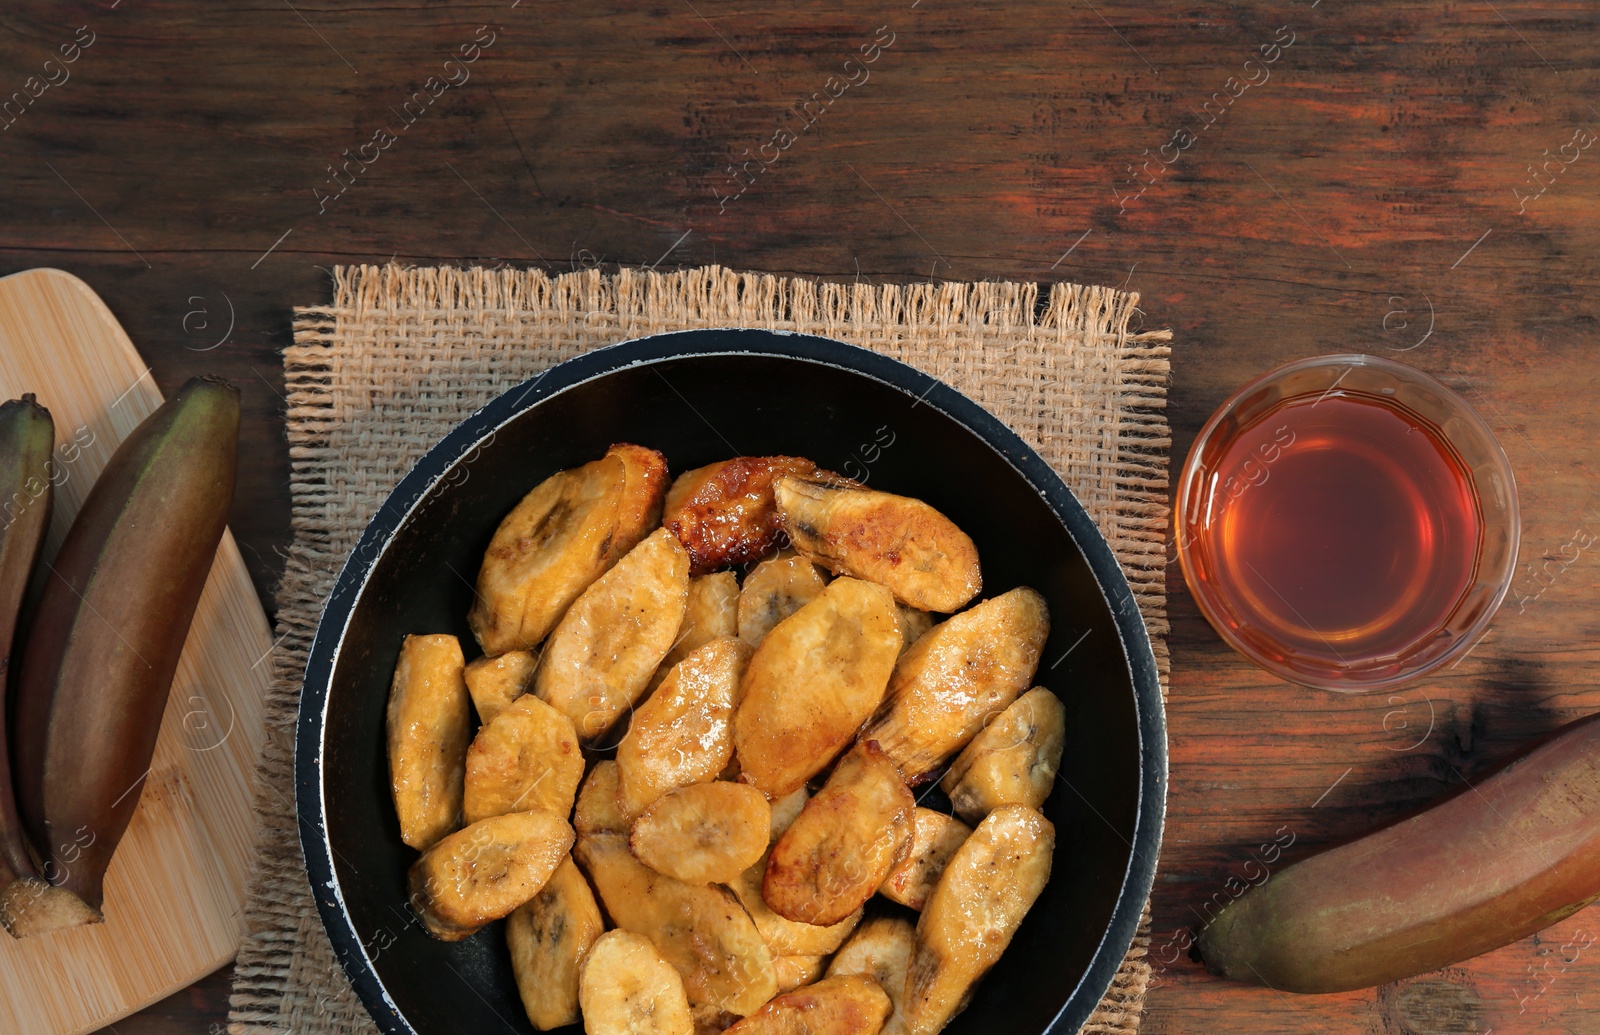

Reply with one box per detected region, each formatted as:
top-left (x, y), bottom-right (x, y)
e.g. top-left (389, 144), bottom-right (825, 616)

top-left (1, 0), bottom-right (1597, 1032)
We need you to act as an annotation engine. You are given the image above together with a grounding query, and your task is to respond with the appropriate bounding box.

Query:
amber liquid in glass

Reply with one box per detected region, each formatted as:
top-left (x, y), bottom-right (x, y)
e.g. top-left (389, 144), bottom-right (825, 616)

top-left (1186, 391), bottom-right (1483, 669)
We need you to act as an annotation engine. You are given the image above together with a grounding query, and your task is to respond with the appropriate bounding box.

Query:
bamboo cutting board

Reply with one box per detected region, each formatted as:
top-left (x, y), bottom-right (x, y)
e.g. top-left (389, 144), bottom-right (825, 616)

top-left (0, 268), bottom-right (273, 1033)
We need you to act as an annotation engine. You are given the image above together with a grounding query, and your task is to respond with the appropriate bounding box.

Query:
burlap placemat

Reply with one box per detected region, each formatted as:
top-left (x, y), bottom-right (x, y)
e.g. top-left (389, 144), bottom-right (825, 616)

top-left (226, 263), bottom-right (1172, 1035)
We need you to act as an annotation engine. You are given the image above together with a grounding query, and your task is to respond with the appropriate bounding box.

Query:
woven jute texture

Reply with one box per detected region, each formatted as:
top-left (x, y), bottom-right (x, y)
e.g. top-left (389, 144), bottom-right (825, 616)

top-left (226, 263), bottom-right (1172, 1035)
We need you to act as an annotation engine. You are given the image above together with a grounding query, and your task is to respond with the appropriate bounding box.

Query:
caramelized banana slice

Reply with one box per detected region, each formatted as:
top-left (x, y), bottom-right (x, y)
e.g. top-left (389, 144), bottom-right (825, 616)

top-left (576, 833), bottom-right (777, 1016)
top-left (536, 528), bottom-right (690, 741)
top-left (773, 955), bottom-right (827, 994)
top-left (738, 552), bottom-right (828, 647)
top-left (464, 648), bottom-right (538, 725)
top-left (878, 809), bottom-right (971, 911)
top-left (768, 788), bottom-right (809, 842)
top-left (904, 806), bottom-right (1054, 1035)
top-left (860, 587), bottom-right (1049, 784)
top-left (941, 688), bottom-right (1066, 824)
top-left (387, 634), bottom-right (471, 851)
top-left (654, 572), bottom-right (741, 688)
top-left (764, 742), bottom-right (915, 926)
top-left (734, 578), bottom-right (901, 797)
top-left (774, 477), bottom-right (981, 612)
top-left (463, 693), bottom-right (584, 824)
top-left (579, 929), bottom-right (695, 1035)
top-left (618, 637), bottom-right (751, 819)
top-left (828, 917), bottom-right (917, 1035)
top-left (894, 605), bottom-right (936, 654)
top-left (470, 443), bottom-right (666, 655)
top-left (729, 849), bottom-right (862, 956)
top-left (408, 810), bottom-right (574, 941)
top-left (507, 856), bottom-right (604, 1030)
top-left (630, 783), bottom-right (771, 885)
top-left (575, 760), bottom-right (630, 837)
top-left (664, 456), bottom-right (822, 575)
top-left (722, 975), bottom-right (891, 1035)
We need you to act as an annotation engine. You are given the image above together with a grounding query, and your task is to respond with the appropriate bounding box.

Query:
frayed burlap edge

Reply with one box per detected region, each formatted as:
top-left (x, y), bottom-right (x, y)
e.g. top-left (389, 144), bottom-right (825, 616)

top-left (228, 264), bottom-right (1171, 1035)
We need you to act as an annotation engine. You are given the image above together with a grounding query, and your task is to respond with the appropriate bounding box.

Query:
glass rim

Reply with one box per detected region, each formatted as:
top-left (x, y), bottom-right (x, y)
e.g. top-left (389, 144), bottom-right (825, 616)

top-left (1175, 352), bottom-right (1521, 693)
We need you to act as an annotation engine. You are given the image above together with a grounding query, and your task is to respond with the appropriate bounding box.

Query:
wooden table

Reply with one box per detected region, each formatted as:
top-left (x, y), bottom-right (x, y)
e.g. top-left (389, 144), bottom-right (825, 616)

top-left (3, 1), bottom-right (1597, 1031)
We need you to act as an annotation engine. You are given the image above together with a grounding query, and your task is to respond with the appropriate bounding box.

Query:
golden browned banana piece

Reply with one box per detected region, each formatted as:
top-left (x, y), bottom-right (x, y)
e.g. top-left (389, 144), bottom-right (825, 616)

top-left (734, 577), bottom-right (901, 797)
top-left (941, 688), bottom-right (1066, 824)
top-left (653, 572), bottom-right (741, 688)
top-left (664, 456), bottom-right (823, 575)
top-left (738, 551), bottom-right (828, 646)
top-left (630, 782), bottom-right (771, 885)
top-left (773, 955), bottom-right (827, 994)
top-left (575, 760), bottom-right (630, 837)
top-left (860, 587), bottom-right (1049, 785)
top-left (904, 805), bottom-right (1054, 1034)
top-left (764, 742), bottom-right (915, 926)
top-left (878, 808), bottom-right (972, 911)
top-left (576, 832), bottom-right (778, 1016)
top-left (617, 637), bottom-right (751, 819)
top-left (579, 929), bottom-right (695, 1035)
top-left (470, 443), bottom-right (666, 655)
top-left (536, 527), bottom-right (690, 741)
top-left (729, 849), bottom-right (862, 956)
top-left (507, 856), bottom-right (604, 1030)
top-left (767, 788), bottom-right (808, 841)
top-left (774, 476), bottom-right (981, 612)
top-left (463, 649), bottom-right (537, 725)
top-left (387, 634), bottom-right (472, 850)
top-left (408, 810), bottom-right (574, 941)
top-left (828, 917), bottom-right (917, 1035)
top-left (722, 975), bottom-right (891, 1035)
top-left (463, 693), bottom-right (584, 824)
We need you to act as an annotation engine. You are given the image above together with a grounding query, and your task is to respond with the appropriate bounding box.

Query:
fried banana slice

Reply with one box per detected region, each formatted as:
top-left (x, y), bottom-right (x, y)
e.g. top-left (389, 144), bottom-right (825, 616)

top-left (860, 587), bottom-right (1049, 785)
top-left (773, 955), bottom-right (827, 994)
top-left (722, 975), bottom-right (891, 1035)
top-left (768, 788), bottom-right (809, 841)
top-left (894, 605), bottom-right (936, 654)
top-left (387, 634), bottom-right (471, 851)
top-left (464, 648), bottom-right (538, 725)
top-left (738, 552), bottom-right (828, 647)
top-left (774, 476), bottom-right (981, 612)
top-left (729, 849), bottom-right (862, 956)
top-left (630, 782), bottom-right (771, 885)
top-left (470, 443), bottom-right (667, 656)
top-left (617, 637), bottom-right (751, 819)
top-left (664, 456), bottom-right (822, 575)
top-left (878, 809), bottom-right (971, 911)
top-left (463, 693), bottom-right (584, 824)
top-left (575, 760), bottom-right (630, 837)
top-left (579, 929), bottom-right (695, 1035)
top-left (825, 921), bottom-right (915, 1035)
top-left (764, 742), bottom-right (915, 926)
top-left (507, 856), bottom-right (604, 1030)
top-left (408, 810), bottom-right (574, 941)
top-left (941, 688), bottom-right (1066, 824)
top-left (904, 806), bottom-right (1054, 1034)
top-left (828, 917), bottom-right (916, 1035)
top-left (734, 578), bottom-right (901, 797)
top-left (576, 833), bottom-right (778, 1016)
top-left (536, 528), bottom-right (691, 741)
top-left (654, 572), bottom-right (741, 688)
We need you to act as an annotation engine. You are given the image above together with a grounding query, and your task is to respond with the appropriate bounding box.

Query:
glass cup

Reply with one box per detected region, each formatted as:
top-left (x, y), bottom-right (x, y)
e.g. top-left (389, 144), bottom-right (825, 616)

top-left (1174, 354), bottom-right (1519, 692)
